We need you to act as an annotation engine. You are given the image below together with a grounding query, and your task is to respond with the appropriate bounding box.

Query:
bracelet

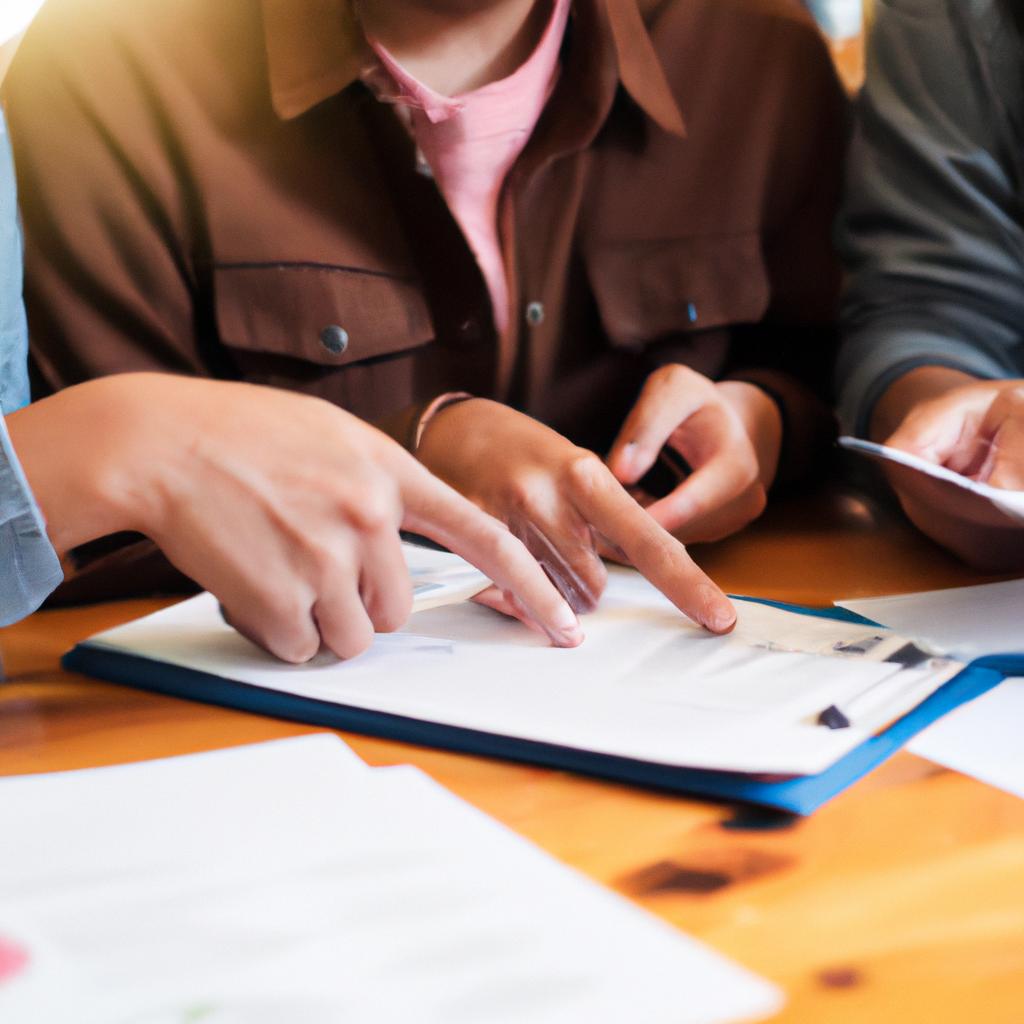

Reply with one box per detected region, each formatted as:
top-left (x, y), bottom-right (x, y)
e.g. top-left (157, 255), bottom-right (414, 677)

top-left (413, 392), bottom-right (474, 451)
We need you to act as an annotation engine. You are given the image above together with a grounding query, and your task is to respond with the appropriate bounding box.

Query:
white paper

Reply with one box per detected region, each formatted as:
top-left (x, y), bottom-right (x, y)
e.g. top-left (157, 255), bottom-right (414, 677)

top-left (836, 581), bottom-right (1023, 800)
top-left (836, 579), bottom-right (1024, 661)
top-left (405, 542), bottom-right (491, 611)
top-left (80, 555), bottom-right (962, 777)
top-left (839, 436), bottom-right (1024, 522)
top-left (0, 0), bottom-right (47, 47)
top-left (908, 679), bottom-right (1024, 800)
top-left (0, 736), bottom-right (782, 1024)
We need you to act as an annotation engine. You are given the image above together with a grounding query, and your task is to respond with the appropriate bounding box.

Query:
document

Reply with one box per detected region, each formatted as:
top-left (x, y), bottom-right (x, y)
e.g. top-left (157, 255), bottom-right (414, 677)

top-left (836, 579), bottom-right (1024, 661)
top-left (405, 542), bottom-right (491, 611)
top-left (839, 436), bottom-right (1024, 523)
top-left (0, 735), bottom-right (782, 1024)
top-left (79, 551), bottom-right (964, 777)
top-left (836, 580), bottom-right (1024, 800)
top-left (908, 679), bottom-right (1024, 800)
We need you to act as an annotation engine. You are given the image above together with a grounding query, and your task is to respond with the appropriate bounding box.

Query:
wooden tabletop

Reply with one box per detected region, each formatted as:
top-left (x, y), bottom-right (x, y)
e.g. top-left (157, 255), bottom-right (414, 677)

top-left (2, 474), bottom-right (1023, 1023)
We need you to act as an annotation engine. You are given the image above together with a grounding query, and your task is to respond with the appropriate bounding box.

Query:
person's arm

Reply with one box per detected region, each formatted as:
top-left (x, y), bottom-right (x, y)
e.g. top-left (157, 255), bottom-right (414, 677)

top-left (416, 398), bottom-right (736, 633)
top-left (835, 0), bottom-right (1024, 569)
top-left (608, 10), bottom-right (848, 542)
top-left (836, 0), bottom-right (1024, 436)
top-left (8, 374), bottom-right (586, 658)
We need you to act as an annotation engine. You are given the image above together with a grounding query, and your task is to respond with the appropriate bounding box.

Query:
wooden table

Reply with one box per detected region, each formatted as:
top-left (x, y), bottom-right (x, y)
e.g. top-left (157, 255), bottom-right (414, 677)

top-left (2, 476), bottom-right (1023, 1023)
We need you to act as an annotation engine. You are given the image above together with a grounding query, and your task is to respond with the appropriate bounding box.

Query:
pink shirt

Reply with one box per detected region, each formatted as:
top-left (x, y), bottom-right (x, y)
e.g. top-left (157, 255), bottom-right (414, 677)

top-left (361, 0), bottom-right (571, 335)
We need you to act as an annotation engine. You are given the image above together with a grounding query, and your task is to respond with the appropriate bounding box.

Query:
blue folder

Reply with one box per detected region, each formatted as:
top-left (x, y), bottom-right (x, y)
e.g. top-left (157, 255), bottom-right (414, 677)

top-left (62, 598), bottom-right (1023, 816)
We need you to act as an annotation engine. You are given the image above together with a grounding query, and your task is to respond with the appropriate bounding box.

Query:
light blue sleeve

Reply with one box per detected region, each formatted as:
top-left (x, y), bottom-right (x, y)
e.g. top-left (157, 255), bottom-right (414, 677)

top-left (0, 111), bottom-right (63, 625)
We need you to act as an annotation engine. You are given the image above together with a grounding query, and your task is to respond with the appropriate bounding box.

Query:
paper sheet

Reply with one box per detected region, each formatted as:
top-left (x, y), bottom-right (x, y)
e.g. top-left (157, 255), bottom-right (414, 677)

top-left (80, 555), bottom-right (963, 777)
top-left (405, 543), bottom-right (491, 611)
top-left (908, 679), bottom-right (1024, 800)
top-left (836, 580), bottom-right (1023, 800)
top-left (0, 736), bottom-right (781, 1024)
top-left (836, 579), bottom-right (1024, 661)
top-left (0, 1), bottom-right (47, 47)
top-left (839, 436), bottom-right (1024, 522)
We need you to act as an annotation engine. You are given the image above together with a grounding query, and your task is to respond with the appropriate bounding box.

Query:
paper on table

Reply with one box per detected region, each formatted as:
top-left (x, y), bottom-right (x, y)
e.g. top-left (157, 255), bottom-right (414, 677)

top-left (405, 542), bottom-right (491, 611)
top-left (835, 580), bottom-right (1024, 800)
top-left (838, 436), bottom-right (1024, 523)
top-left (836, 578), bottom-right (1024, 661)
top-left (0, 735), bottom-right (782, 1024)
top-left (908, 679), bottom-right (1024, 800)
top-left (81, 560), bottom-right (963, 777)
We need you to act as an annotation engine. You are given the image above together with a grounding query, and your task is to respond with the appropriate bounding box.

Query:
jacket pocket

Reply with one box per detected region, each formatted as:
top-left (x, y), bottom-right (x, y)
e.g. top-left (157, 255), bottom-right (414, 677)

top-left (584, 233), bottom-right (770, 350)
top-left (212, 262), bottom-right (434, 366)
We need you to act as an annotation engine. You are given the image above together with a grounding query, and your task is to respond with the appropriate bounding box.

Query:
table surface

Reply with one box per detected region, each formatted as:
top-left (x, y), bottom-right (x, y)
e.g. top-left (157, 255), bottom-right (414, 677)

top-left (2, 474), bottom-right (1022, 1023)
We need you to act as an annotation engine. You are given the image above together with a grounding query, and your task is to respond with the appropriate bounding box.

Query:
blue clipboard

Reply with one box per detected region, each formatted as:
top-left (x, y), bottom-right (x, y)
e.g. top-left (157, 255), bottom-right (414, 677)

top-left (62, 598), bottom-right (1023, 816)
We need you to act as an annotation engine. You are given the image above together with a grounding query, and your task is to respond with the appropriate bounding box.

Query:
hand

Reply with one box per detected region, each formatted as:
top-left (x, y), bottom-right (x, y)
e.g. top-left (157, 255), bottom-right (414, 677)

top-left (607, 366), bottom-right (782, 543)
top-left (416, 397), bottom-right (736, 633)
top-left (874, 369), bottom-right (1024, 570)
top-left (7, 374), bottom-right (582, 661)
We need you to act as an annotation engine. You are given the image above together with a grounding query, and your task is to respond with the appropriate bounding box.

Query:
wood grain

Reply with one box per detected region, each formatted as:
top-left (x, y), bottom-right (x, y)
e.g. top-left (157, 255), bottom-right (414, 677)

top-left (1, 480), bottom-right (1022, 1022)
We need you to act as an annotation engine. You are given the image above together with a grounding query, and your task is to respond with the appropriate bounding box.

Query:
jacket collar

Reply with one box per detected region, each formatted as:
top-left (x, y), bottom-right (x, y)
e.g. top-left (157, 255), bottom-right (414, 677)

top-left (262, 0), bottom-right (685, 136)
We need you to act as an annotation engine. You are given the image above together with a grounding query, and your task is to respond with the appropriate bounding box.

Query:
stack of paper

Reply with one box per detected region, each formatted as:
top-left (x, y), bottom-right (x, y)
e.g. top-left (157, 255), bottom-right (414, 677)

top-left (0, 735), bottom-right (782, 1023)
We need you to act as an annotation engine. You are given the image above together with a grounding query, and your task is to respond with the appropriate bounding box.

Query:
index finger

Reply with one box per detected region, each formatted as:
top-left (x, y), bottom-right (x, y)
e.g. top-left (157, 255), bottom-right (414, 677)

top-left (566, 455), bottom-right (735, 634)
top-left (395, 457), bottom-right (584, 648)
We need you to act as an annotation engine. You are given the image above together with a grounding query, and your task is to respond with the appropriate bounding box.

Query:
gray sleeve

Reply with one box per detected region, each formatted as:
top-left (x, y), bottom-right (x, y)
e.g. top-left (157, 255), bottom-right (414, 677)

top-left (836, 0), bottom-right (1024, 435)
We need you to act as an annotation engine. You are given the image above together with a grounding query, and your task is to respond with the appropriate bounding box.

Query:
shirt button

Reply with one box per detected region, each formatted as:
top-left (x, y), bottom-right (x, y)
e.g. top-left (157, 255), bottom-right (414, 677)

top-left (525, 301), bottom-right (545, 327)
top-left (319, 325), bottom-right (349, 355)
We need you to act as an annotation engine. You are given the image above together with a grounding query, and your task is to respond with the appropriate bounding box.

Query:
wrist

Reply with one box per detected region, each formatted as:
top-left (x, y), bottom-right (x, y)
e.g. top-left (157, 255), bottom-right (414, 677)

top-left (871, 366), bottom-right (979, 442)
top-left (6, 378), bottom-right (169, 555)
top-left (416, 396), bottom-right (495, 471)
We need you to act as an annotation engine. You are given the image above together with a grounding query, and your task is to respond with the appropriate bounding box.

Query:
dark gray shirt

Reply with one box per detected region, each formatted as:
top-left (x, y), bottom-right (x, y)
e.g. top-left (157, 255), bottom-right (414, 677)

top-left (838, 0), bottom-right (1024, 435)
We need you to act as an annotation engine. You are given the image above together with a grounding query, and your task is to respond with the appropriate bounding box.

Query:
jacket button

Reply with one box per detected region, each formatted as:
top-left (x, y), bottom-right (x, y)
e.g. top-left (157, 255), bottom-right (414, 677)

top-left (525, 301), bottom-right (545, 326)
top-left (320, 325), bottom-right (349, 354)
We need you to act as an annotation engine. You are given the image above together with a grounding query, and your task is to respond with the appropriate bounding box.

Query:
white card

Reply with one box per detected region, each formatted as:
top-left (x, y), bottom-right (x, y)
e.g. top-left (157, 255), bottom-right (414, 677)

top-left (839, 436), bottom-right (1024, 523)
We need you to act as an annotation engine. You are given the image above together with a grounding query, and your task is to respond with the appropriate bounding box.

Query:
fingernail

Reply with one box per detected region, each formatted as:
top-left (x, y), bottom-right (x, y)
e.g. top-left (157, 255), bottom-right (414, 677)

top-left (552, 623), bottom-right (584, 648)
top-left (552, 601), bottom-right (582, 634)
top-left (701, 586), bottom-right (736, 633)
top-left (542, 600), bottom-right (583, 647)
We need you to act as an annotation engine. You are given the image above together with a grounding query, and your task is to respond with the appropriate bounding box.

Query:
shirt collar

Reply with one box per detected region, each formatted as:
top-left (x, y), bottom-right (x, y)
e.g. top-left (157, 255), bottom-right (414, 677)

top-left (262, 0), bottom-right (685, 137)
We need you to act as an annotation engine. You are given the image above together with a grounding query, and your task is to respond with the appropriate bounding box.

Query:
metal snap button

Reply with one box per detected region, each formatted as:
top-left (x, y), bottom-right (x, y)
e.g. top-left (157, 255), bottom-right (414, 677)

top-left (319, 325), bottom-right (349, 354)
top-left (525, 301), bottom-right (545, 327)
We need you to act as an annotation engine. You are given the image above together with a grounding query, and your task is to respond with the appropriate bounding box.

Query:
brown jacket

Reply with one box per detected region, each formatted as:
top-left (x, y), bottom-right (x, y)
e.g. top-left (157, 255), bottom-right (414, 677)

top-left (7, 0), bottom-right (847, 597)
